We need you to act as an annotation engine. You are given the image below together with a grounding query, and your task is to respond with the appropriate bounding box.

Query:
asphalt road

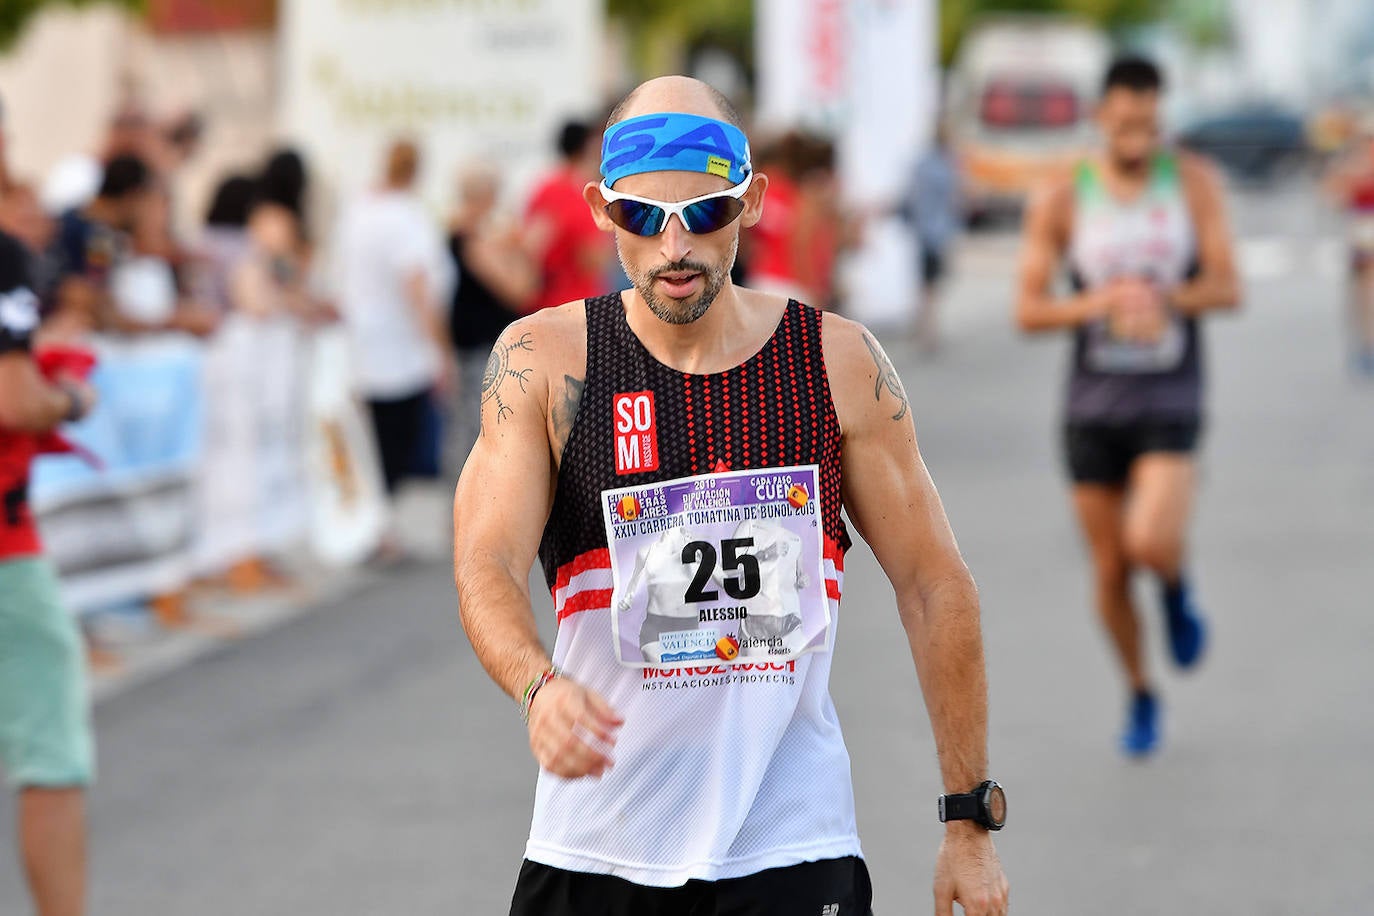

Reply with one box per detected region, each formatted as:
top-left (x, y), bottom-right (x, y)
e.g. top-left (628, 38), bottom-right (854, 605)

top-left (3, 183), bottom-right (1372, 914)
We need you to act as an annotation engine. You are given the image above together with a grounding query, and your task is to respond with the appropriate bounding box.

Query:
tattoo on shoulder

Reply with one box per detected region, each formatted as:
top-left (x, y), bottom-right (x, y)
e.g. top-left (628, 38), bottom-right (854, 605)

top-left (862, 330), bottom-right (909, 422)
top-left (552, 374), bottom-right (585, 454)
top-left (481, 331), bottom-right (535, 427)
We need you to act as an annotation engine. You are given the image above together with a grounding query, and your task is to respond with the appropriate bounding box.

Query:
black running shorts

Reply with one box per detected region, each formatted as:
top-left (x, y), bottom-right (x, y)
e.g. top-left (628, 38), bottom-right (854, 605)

top-left (509, 856), bottom-right (873, 916)
top-left (1064, 419), bottom-right (1201, 485)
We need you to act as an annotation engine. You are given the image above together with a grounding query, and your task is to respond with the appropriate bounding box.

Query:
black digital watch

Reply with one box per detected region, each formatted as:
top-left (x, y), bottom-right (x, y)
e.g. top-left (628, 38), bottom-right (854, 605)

top-left (938, 780), bottom-right (1006, 831)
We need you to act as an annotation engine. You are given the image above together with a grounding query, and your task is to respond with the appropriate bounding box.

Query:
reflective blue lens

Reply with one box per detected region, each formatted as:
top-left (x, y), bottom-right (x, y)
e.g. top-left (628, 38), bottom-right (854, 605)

top-left (682, 197), bottom-right (745, 234)
top-left (605, 200), bottom-right (666, 237)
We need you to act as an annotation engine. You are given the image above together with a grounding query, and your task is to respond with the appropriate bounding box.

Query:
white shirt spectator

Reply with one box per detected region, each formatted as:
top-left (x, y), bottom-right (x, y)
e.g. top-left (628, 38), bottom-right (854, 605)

top-left (334, 190), bottom-right (454, 399)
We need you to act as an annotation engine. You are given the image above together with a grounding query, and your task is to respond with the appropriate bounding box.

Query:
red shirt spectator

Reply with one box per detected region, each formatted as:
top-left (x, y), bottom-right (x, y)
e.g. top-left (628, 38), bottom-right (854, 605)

top-left (523, 120), bottom-right (610, 312)
top-left (749, 171), bottom-right (800, 289)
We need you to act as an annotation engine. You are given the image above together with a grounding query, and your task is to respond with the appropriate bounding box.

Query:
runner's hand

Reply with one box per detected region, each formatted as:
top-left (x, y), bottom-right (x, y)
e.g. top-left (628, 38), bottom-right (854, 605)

top-left (527, 678), bottom-right (623, 779)
top-left (934, 826), bottom-right (1008, 916)
top-left (1082, 284), bottom-right (1117, 324)
top-left (1106, 279), bottom-right (1167, 343)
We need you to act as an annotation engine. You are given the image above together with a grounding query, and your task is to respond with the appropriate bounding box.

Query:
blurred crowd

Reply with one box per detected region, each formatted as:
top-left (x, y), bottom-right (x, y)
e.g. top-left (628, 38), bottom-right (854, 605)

top-left (2, 90), bottom-right (960, 659)
top-left (13, 76), bottom-right (1374, 662)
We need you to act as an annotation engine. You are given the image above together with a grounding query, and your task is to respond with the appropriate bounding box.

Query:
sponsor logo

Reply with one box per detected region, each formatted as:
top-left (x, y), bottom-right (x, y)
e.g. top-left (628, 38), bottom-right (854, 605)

top-left (660, 628), bottom-right (718, 663)
top-left (642, 660), bottom-right (798, 679)
top-left (614, 390), bottom-right (659, 475)
top-left (603, 116), bottom-right (740, 174)
top-left (715, 634), bottom-right (740, 661)
top-left (706, 154), bottom-right (732, 178)
top-left (738, 635), bottom-right (784, 652)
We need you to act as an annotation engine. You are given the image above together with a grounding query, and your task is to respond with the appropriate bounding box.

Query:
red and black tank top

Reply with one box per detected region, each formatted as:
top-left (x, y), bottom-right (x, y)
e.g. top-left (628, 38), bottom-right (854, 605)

top-left (539, 293), bottom-right (849, 603)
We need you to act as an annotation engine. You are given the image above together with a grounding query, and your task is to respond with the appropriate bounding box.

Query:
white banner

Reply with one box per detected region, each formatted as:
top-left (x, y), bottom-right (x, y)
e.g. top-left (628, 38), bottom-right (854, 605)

top-left (279, 0), bottom-right (604, 212)
top-left (755, 0), bottom-right (849, 134)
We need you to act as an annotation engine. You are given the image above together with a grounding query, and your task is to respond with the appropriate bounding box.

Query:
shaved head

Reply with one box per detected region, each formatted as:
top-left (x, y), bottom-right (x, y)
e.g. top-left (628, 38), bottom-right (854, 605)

top-left (606, 75), bottom-right (743, 130)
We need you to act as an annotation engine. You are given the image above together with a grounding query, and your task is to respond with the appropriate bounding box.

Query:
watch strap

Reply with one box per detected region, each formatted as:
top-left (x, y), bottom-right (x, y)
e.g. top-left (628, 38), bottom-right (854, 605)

top-left (938, 791), bottom-right (982, 823)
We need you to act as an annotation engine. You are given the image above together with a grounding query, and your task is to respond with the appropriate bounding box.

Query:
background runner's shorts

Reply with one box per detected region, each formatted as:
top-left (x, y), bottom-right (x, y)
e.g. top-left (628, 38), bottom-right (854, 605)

top-left (510, 856), bottom-right (873, 916)
top-left (1064, 419), bottom-right (1202, 485)
top-left (0, 557), bottom-right (95, 789)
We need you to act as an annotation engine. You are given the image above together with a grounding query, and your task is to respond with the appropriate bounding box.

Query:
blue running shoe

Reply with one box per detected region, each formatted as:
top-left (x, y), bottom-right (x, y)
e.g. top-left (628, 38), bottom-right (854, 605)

top-left (1120, 691), bottom-right (1160, 757)
top-left (1162, 577), bottom-right (1208, 669)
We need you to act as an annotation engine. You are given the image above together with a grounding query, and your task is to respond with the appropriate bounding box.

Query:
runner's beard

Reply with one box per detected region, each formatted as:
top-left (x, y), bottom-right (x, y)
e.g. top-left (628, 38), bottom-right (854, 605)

top-left (621, 236), bottom-right (736, 326)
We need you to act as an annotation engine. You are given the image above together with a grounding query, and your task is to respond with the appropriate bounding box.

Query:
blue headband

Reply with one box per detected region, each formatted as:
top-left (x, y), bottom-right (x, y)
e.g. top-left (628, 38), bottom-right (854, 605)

top-left (600, 112), bottom-right (752, 189)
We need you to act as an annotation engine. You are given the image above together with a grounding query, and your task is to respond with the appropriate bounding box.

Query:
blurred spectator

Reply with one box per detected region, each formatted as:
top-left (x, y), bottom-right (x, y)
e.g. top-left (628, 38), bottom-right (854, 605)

top-left (333, 139), bottom-right (453, 508)
top-left (243, 148), bottom-right (331, 324)
top-left (791, 133), bottom-right (850, 309)
top-left (160, 111), bottom-right (204, 177)
top-left (108, 185), bottom-right (216, 337)
top-left (192, 174), bottom-right (289, 594)
top-left (748, 133), bottom-right (807, 302)
top-left (1324, 121), bottom-right (1374, 375)
top-left (447, 163), bottom-right (535, 467)
top-left (217, 148), bottom-right (321, 585)
top-left (0, 184), bottom-right (59, 304)
top-left (902, 121), bottom-right (963, 353)
top-left (253, 148), bottom-right (310, 246)
top-left (524, 119), bottom-right (611, 311)
top-left (102, 106), bottom-right (155, 163)
top-left (195, 176), bottom-right (255, 318)
top-left (0, 221), bottom-right (98, 916)
top-left (47, 154), bottom-right (151, 335)
top-left (749, 131), bottom-right (850, 309)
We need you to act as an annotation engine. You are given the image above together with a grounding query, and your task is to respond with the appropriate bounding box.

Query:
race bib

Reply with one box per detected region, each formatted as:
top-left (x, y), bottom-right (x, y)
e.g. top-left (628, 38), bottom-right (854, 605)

top-left (1084, 316), bottom-right (1186, 374)
top-left (601, 465), bottom-right (830, 669)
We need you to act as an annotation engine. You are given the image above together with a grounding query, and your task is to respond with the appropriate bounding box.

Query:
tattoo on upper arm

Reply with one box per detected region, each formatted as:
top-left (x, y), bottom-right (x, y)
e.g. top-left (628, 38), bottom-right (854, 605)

top-left (862, 331), bottom-right (909, 422)
top-left (552, 374), bottom-right (585, 455)
top-left (481, 331), bottom-right (535, 427)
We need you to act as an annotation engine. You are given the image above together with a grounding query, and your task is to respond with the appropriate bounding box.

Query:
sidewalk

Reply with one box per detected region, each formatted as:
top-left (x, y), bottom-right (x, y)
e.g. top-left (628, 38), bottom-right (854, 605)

top-left (84, 482), bottom-right (453, 705)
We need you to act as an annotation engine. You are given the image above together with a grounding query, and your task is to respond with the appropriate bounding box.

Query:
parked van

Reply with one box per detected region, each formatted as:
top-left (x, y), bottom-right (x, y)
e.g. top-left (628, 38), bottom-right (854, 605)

top-left (946, 16), bottom-right (1110, 222)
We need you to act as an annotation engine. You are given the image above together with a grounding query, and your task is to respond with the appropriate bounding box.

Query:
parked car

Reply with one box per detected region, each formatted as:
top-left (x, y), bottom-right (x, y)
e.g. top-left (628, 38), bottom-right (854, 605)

top-left (1177, 105), bottom-right (1309, 184)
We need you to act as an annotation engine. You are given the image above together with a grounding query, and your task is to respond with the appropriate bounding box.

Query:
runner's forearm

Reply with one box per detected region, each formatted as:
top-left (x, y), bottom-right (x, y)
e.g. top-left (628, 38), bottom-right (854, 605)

top-left (1016, 291), bottom-right (1102, 333)
top-left (0, 358), bottom-right (77, 432)
top-left (899, 572), bottom-right (989, 793)
top-left (455, 548), bottom-right (554, 702)
top-left (1168, 275), bottom-right (1240, 317)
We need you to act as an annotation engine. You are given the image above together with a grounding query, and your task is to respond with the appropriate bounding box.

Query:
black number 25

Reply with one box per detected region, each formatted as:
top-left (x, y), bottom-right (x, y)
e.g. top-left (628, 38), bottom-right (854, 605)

top-left (682, 537), bottom-right (761, 602)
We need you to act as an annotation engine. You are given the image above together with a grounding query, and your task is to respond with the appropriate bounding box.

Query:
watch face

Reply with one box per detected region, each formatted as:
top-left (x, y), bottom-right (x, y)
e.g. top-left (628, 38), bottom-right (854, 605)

top-left (984, 784), bottom-right (1007, 826)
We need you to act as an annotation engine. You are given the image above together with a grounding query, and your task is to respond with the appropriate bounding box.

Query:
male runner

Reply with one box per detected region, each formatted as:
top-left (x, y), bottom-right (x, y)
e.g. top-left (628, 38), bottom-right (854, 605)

top-left (1016, 57), bottom-right (1240, 756)
top-left (454, 76), bottom-right (1008, 915)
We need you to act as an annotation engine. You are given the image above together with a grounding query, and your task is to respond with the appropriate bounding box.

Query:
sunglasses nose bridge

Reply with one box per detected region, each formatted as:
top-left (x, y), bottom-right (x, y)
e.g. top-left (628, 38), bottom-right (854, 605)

top-left (660, 210), bottom-right (694, 258)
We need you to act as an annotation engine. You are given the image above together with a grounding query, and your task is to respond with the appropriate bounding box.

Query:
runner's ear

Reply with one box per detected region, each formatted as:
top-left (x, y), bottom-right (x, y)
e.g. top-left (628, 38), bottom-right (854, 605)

top-left (739, 172), bottom-right (769, 230)
top-left (583, 182), bottom-right (617, 233)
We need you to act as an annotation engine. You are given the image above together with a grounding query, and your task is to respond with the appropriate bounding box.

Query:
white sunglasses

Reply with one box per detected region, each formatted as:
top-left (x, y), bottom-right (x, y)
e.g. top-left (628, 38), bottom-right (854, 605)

top-left (598, 174), bottom-right (754, 236)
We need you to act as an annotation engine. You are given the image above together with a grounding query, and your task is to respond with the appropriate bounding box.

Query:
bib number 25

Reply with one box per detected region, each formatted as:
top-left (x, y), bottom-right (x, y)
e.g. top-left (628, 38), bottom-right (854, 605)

top-left (682, 538), bottom-right (760, 602)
